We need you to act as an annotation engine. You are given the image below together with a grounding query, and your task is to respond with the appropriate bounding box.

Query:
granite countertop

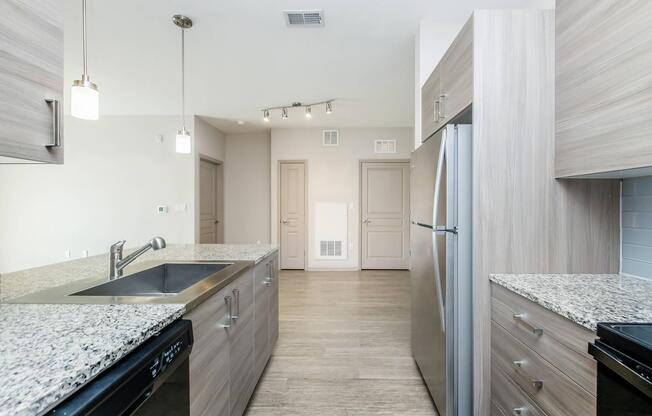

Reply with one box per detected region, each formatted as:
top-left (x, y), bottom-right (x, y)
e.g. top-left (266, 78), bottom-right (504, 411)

top-left (490, 273), bottom-right (652, 331)
top-left (0, 244), bottom-right (277, 416)
top-left (0, 244), bottom-right (278, 302)
top-left (0, 303), bottom-right (185, 416)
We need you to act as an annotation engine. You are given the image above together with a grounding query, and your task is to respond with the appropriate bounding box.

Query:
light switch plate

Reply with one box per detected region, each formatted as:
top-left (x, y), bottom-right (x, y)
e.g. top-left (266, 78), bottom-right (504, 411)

top-left (156, 205), bottom-right (168, 214)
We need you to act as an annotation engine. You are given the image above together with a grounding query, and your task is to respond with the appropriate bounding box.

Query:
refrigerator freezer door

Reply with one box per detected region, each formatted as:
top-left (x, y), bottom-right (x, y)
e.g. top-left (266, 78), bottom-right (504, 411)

top-left (411, 223), bottom-right (447, 414)
top-left (411, 129), bottom-right (443, 226)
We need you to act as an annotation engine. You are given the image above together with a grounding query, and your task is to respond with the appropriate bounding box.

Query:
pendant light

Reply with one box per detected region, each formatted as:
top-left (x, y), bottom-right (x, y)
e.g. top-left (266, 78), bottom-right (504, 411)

top-left (71, 0), bottom-right (99, 120)
top-left (173, 15), bottom-right (193, 154)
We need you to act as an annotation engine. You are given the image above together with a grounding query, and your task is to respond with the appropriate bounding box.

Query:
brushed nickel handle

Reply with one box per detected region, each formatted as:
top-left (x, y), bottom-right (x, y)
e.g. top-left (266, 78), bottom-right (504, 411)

top-left (45, 99), bottom-right (61, 148)
top-left (513, 360), bottom-right (544, 390)
top-left (220, 295), bottom-right (233, 328)
top-left (434, 99), bottom-right (440, 122)
top-left (512, 408), bottom-right (527, 415)
top-left (438, 94), bottom-right (446, 120)
top-left (232, 289), bottom-right (240, 319)
top-left (281, 219), bottom-right (288, 224)
top-left (362, 218), bottom-right (371, 224)
top-left (513, 314), bottom-right (544, 335)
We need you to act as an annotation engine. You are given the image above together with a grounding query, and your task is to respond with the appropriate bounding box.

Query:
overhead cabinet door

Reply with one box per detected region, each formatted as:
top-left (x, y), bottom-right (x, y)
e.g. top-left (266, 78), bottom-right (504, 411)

top-left (440, 18), bottom-right (473, 124)
top-left (0, 0), bottom-right (64, 164)
top-left (556, 0), bottom-right (652, 177)
top-left (421, 65), bottom-right (442, 142)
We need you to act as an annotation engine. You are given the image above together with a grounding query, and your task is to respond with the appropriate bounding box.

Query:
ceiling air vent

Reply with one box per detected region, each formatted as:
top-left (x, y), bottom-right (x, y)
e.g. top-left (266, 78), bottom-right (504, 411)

top-left (284, 10), bottom-right (324, 27)
top-left (323, 130), bottom-right (339, 147)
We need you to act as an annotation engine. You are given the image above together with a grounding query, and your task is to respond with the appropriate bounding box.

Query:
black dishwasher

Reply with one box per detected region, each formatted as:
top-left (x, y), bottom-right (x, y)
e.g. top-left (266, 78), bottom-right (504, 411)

top-left (588, 323), bottom-right (652, 416)
top-left (49, 319), bottom-right (193, 416)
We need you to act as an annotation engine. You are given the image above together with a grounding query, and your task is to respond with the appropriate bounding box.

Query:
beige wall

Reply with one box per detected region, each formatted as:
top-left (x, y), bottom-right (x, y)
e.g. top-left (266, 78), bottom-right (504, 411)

top-left (270, 127), bottom-right (413, 270)
top-left (224, 132), bottom-right (271, 244)
top-left (0, 116), bottom-right (196, 273)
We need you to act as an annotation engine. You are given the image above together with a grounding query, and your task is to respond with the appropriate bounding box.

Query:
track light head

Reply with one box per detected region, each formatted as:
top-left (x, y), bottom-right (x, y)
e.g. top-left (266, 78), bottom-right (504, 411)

top-left (305, 106), bottom-right (312, 119)
top-left (326, 101), bottom-right (333, 114)
top-left (281, 108), bottom-right (288, 119)
top-left (263, 109), bottom-right (270, 122)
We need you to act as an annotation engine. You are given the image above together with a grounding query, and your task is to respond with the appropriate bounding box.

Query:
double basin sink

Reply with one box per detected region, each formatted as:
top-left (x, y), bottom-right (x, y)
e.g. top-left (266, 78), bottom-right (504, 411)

top-left (11, 260), bottom-right (252, 310)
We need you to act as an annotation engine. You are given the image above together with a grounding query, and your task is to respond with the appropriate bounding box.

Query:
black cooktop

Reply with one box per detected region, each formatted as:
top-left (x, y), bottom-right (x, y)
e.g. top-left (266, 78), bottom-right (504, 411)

top-left (597, 323), bottom-right (652, 367)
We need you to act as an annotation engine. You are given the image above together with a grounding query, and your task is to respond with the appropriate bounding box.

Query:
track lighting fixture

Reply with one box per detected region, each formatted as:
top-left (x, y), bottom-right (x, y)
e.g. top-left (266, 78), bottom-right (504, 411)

top-left (261, 100), bottom-right (334, 122)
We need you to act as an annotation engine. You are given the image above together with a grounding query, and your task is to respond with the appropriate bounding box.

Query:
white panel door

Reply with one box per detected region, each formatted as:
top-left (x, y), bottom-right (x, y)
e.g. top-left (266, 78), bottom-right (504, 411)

top-left (361, 162), bottom-right (410, 269)
top-left (199, 159), bottom-right (223, 244)
top-left (280, 162), bottom-right (306, 269)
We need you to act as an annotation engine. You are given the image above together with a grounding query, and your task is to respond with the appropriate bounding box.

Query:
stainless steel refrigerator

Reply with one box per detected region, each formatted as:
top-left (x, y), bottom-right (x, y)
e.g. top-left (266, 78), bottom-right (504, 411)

top-left (411, 124), bottom-right (473, 416)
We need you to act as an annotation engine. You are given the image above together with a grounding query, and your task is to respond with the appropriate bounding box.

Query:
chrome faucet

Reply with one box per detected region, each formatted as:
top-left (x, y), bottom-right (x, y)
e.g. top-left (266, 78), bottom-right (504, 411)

top-left (109, 236), bottom-right (166, 280)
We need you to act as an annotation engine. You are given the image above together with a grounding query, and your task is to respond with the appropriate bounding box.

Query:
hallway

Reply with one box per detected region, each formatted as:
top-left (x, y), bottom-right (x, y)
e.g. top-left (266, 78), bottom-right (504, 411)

top-left (245, 270), bottom-right (438, 415)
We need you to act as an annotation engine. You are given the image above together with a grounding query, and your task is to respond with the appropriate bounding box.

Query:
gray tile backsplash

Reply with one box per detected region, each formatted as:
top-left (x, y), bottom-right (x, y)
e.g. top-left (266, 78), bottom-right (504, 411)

top-left (622, 176), bottom-right (652, 280)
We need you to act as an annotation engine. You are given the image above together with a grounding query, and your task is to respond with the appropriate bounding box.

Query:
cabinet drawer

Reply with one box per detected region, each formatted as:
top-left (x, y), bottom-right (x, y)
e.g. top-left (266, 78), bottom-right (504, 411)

top-left (492, 362), bottom-right (547, 416)
top-left (421, 64), bottom-right (441, 141)
top-left (492, 321), bottom-right (595, 416)
top-left (491, 284), bottom-right (596, 395)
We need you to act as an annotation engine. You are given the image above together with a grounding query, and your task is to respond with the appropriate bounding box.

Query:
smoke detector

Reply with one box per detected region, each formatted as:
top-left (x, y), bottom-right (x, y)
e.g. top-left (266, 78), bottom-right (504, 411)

top-left (283, 10), bottom-right (324, 27)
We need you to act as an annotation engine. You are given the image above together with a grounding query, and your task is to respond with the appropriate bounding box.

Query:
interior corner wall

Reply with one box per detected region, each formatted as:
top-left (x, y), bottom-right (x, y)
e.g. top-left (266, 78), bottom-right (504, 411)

top-left (0, 116), bottom-right (195, 273)
top-left (270, 127), bottom-right (413, 270)
top-left (193, 116), bottom-right (226, 242)
top-left (223, 132), bottom-right (271, 244)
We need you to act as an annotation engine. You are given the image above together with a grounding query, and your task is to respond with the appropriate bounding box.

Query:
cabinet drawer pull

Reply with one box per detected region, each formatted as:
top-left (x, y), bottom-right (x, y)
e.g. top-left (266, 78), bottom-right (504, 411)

top-left (220, 295), bottom-right (233, 328)
top-left (512, 407), bottom-right (527, 415)
top-left (232, 289), bottom-right (240, 319)
top-left (513, 314), bottom-right (544, 335)
top-left (512, 360), bottom-right (544, 390)
top-left (45, 99), bottom-right (61, 148)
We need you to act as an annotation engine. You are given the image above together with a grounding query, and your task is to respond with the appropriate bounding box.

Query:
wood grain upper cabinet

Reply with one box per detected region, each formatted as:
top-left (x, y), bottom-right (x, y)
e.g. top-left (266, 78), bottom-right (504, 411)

top-left (0, 0), bottom-right (64, 164)
top-left (421, 64), bottom-right (441, 142)
top-left (440, 18), bottom-right (473, 125)
top-left (556, 0), bottom-right (652, 177)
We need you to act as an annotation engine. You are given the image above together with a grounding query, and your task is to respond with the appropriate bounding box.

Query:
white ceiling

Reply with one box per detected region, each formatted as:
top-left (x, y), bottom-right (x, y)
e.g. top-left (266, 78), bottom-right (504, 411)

top-left (64, 0), bottom-right (552, 130)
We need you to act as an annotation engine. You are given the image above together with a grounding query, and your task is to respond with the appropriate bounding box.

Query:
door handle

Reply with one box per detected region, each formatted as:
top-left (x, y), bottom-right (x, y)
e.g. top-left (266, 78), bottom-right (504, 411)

top-left (434, 225), bottom-right (457, 235)
top-left (512, 360), bottom-right (544, 390)
top-left (281, 219), bottom-right (288, 224)
top-left (513, 314), bottom-right (544, 336)
top-left (45, 98), bottom-right (61, 148)
top-left (434, 99), bottom-right (440, 122)
top-left (431, 132), bottom-right (447, 332)
top-left (362, 218), bottom-right (370, 224)
top-left (438, 94), bottom-right (446, 120)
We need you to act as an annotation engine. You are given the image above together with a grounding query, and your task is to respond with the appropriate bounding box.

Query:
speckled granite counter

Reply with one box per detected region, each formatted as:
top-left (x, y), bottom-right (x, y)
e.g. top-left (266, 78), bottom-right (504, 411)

top-left (0, 303), bottom-right (185, 416)
top-left (0, 244), bottom-right (277, 415)
top-left (0, 244), bottom-right (277, 302)
top-left (490, 274), bottom-right (652, 331)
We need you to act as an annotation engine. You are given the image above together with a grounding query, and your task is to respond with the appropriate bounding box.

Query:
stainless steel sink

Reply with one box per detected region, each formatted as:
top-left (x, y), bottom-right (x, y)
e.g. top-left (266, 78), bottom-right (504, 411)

top-left (71, 263), bottom-right (232, 297)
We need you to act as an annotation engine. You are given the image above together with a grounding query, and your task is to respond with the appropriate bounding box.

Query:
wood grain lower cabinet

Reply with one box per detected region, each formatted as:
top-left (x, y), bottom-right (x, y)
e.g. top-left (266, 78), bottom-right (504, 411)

top-left (227, 269), bottom-right (255, 416)
top-left (490, 283), bottom-right (597, 416)
top-left (0, 0), bottom-right (64, 164)
top-left (186, 286), bottom-right (231, 416)
top-left (187, 252), bottom-right (279, 416)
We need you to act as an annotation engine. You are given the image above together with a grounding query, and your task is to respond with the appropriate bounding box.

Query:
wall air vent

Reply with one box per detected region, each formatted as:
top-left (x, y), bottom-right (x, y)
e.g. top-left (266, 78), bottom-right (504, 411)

top-left (284, 10), bottom-right (324, 27)
top-left (323, 130), bottom-right (339, 147)
top-left (375, 139), bottom-right (397, 154)
top-left (320, 240), bottom-right (343, 257)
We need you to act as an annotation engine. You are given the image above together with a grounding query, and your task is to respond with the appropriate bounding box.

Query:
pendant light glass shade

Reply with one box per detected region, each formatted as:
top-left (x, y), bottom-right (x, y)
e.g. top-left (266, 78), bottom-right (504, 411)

top-left (176, 128), bottom-right (191, 154)
top-left (71, 0), bottom-right (99, 120)
top-left (71, 76), bottom-right (99, 120)
top-left (173, 15), bottom-right (193, 154)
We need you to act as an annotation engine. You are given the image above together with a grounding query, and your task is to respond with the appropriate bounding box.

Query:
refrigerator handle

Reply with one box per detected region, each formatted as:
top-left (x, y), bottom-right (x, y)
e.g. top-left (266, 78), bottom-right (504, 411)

top-left (431, 131), bottom-right (447, 332)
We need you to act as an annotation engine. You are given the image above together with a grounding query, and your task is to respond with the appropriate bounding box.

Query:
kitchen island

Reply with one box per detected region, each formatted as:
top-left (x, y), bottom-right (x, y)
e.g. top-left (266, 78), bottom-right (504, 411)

top-left (0, 244), bottom-right (278, 416)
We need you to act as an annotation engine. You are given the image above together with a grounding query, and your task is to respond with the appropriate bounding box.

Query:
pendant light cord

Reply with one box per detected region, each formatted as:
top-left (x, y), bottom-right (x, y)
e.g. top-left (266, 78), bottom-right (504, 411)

top-left (181, 28), bottom-right (186, 131)
top-left (82, 0), bottom-right (88, 76)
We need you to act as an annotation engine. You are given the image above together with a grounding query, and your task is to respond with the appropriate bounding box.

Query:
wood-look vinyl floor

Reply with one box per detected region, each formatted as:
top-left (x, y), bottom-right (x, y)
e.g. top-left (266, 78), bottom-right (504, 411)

top-left (245, 270), bottom-right (438, 416)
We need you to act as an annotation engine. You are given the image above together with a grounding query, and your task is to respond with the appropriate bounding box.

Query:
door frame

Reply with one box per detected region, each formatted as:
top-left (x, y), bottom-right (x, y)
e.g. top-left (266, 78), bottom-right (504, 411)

top-left (197, 154), bottom-right (224, 243)
top-left (278, 160), bottom-right (308, 270)
top-left (358, 159), bottom-right (411, 270)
